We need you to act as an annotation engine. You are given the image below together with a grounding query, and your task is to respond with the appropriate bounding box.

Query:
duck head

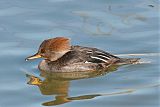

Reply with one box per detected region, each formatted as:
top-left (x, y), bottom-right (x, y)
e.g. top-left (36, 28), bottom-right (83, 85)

top-left (25, 37), bottom-right (71, 61)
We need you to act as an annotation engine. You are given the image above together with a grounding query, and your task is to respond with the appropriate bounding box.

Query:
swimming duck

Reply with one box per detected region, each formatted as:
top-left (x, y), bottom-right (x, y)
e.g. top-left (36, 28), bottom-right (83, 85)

top-left (26, 37), bottom-right (139, 72)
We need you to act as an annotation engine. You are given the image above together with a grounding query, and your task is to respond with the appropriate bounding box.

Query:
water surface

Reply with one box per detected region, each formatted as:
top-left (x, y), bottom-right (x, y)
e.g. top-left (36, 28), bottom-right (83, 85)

top-left (0, 0), bottom-right (159, 107)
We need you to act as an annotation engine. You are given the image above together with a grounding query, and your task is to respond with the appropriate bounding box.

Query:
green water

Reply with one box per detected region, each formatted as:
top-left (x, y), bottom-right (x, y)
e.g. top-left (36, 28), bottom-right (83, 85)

top-left (0, 0), bottom-right (159, 107)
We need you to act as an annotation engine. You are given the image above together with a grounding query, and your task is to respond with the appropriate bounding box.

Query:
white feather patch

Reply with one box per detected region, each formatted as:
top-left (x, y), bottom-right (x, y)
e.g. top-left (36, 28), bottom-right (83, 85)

top-left (91, 56), bottom-right (108, 63)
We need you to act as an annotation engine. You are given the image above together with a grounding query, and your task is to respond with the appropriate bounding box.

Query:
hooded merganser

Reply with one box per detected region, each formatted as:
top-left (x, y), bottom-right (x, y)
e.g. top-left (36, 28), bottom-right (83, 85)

top-left (26, 37), bottom-right (140, 72)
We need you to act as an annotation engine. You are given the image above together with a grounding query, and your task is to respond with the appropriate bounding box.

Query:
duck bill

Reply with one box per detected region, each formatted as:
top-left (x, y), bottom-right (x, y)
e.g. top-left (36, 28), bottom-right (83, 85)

top-left (25, 53), bottom-right (42, 61)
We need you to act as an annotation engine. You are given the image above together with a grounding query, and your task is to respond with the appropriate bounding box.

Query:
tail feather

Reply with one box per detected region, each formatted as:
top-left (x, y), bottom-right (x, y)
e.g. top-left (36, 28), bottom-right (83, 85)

top-left (115, 58), bottom-right (140, 65)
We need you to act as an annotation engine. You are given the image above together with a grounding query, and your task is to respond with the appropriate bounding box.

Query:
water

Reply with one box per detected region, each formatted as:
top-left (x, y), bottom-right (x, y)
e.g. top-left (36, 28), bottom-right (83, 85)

top-left (0, 0), bottom-right (159, 107)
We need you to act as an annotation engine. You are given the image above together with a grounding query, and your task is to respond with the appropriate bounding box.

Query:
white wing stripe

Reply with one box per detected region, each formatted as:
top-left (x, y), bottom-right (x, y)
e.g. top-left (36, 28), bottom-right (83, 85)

top-left (95, 51), bottom-right (107, 54)
top-left (91, 56), bottom-right (108, 63)
top-left (95, 51), bottom-right (111, 57)
top-left (97, 54), bottom-right (110, 60)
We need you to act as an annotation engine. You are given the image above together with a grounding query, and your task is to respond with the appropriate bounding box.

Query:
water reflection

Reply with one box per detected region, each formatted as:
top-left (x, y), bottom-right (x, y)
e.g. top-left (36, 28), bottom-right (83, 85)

top-left (26, 65), bottom-right (120, 106)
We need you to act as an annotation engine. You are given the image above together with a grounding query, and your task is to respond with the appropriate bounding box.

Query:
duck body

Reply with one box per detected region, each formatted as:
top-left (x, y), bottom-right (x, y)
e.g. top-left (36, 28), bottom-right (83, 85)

top-left (26, 37), bottom-right (139, 72)
top-left (38, 45), bottom-right (139, 72)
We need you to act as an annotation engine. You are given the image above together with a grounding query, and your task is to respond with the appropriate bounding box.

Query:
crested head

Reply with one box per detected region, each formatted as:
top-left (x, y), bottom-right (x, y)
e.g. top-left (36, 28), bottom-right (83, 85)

top-left (39, 37), bottom-right (71, 52)
top-left (26, 37), bottom-right (71, 61)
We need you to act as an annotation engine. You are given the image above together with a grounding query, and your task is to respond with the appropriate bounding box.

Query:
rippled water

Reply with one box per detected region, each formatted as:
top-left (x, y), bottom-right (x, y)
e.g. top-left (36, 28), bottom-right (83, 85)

top-left (0, 0), bottom-right (159, 107)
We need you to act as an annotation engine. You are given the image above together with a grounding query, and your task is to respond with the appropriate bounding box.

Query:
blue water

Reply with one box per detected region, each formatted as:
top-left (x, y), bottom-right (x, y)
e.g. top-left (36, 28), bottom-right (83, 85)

top-left (0, 0), bottom-right (159, 107)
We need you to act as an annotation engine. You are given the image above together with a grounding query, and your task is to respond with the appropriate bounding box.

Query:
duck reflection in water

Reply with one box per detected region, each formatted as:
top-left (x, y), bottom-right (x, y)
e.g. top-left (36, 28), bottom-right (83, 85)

top-left (26, 65), bottom-right (120, 106)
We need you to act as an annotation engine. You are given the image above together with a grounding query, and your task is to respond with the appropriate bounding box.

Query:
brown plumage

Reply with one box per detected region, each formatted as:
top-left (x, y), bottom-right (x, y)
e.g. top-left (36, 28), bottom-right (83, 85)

top-left (39, 37), bottom-right (71, 52)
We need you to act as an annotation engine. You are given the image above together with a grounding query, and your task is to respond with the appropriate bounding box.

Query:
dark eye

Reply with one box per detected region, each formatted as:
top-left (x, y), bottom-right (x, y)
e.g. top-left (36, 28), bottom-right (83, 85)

top-left (41, 49), bottom-right (45, 53)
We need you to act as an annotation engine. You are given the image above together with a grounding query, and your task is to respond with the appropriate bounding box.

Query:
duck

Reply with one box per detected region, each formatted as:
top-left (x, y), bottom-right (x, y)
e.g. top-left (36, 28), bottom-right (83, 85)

top-left (25, 37), bottom-right (140, 72)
